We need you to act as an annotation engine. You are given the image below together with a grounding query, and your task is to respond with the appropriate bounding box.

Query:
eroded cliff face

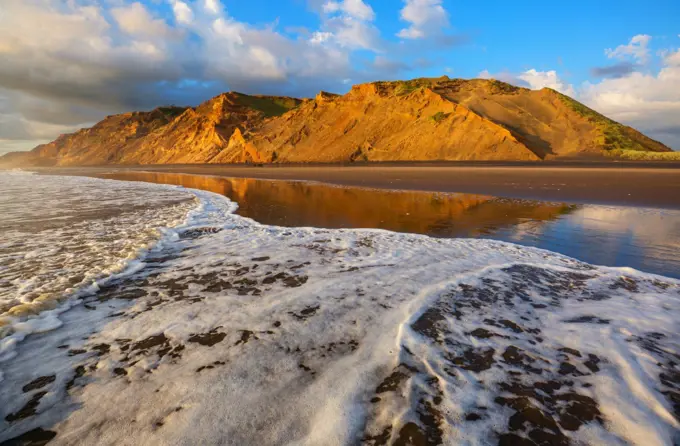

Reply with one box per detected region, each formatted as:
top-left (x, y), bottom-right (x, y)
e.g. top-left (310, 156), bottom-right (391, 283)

top-left (114, 93), bottom-right (300, 165)
top-left (247, 81), bottom-right (539, 163)
top-left (1, 77), bottom-right (671, 167)
top-left (11, 108), bottom-right (186, 167)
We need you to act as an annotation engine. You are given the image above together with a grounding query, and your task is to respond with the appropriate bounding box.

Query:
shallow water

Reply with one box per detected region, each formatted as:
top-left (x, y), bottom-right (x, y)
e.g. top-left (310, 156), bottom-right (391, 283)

top-left (0, 171), bottom-right (679, 446)
top-left (98, 171), bottom-right (680, 278)
top-left (0, 172), bottom-right (195, 326)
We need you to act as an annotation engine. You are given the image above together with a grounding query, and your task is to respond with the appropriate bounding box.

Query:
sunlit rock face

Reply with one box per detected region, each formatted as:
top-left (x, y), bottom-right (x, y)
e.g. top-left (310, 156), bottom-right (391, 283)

top-left (0, 78), bottom-right (672, 167)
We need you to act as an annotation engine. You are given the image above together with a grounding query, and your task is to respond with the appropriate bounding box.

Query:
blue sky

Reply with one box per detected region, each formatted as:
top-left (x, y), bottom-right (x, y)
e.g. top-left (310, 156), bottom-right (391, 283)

top-left (0, 0), bottom-right (679, 152)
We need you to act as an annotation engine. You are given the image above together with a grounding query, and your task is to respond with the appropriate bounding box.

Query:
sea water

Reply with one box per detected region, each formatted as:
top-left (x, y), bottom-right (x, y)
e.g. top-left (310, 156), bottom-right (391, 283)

top-left (0, 171), bottom-right (678, 445)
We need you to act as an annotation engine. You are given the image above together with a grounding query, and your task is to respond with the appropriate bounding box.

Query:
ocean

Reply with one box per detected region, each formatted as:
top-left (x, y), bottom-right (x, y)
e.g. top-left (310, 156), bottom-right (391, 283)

top-left (0, 170), bottom-right (678, 445)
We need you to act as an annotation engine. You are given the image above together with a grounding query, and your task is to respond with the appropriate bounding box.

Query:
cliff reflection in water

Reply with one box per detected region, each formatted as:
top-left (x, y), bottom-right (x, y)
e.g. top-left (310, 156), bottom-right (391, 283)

top-left (99, 171), bottom-right (576, 238)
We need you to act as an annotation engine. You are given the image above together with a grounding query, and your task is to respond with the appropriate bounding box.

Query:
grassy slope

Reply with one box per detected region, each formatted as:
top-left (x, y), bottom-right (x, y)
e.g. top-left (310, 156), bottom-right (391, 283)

top-left (553, 91), bottom-right (678, 159)
top-left (233, 94), bottom-right (301, 118)
top-left (604, 149), bottom-right (680, 161)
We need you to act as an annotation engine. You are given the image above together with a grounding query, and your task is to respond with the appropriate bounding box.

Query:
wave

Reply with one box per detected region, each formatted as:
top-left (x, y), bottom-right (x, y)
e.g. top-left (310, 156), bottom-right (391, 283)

top-left (0, 177), bottom-right (678, 445)
top-left (0, 172), bottom-right (200, 362)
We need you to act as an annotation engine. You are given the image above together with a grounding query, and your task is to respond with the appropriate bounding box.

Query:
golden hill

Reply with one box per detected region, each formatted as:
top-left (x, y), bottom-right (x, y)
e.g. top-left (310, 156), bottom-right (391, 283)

top-left (1, 77), bottom-right (674, 167)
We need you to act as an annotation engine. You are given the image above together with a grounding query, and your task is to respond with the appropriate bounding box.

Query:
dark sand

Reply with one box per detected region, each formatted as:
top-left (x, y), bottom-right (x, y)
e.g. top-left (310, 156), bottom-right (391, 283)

top-left (37, 162), bottom-right (680, 209)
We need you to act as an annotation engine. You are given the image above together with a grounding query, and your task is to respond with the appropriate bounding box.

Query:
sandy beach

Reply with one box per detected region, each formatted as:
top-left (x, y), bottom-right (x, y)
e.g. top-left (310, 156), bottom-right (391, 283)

top-left (1, 170), bottom-right (679, 446)
top-left (36, 163), bottom-right (680, 209)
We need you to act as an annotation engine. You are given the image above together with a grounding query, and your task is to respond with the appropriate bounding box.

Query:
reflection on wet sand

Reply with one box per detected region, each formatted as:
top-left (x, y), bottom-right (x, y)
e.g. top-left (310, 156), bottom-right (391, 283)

top-left (99, 171), bottom-right (577, 238)
top-left (97, 171), bottom-right (680, 278)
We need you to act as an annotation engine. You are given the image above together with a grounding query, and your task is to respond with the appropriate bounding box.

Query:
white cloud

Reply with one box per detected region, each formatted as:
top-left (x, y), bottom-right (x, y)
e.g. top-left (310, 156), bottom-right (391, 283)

top-left (397, 0), bottom-right (448, 40)
top-left (323, 0), bottom-right (375, 21)
top-left (664, 48), bottom-right (680, 67)
top-left (0, 0), bottom-right (384, 149)
top-left (478, 68), bottom-right (576, 96)
top-left (111, 2), bottom-right (172, 39)
top-left (212, 17), bottom-right (245, 44)
top-left (316, 0), bottom-right (379, 50)
top-left (204, 0), bottom-right (223, 15)
top-left (518, 69), bottom-right (576, 96)
top-left (171, 0), bottom-right (194, 25)
top-left (605, 34), bottom-right (651, 64)
top-left (324, 16), bottom-right (379, 50)
top-left (310, 31), bottom-right (333, 44)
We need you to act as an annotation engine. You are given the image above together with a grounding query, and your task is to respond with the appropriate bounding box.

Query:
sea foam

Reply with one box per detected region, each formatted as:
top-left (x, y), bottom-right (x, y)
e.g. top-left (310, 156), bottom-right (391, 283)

top-left (0, 172), bottom-right (197, 361)
top-left (0, 173), bottom-right (678, 445)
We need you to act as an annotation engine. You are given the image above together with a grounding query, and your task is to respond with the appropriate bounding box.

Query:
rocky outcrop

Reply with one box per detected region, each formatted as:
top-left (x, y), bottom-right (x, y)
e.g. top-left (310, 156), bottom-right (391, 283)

top-left (0, 77), bottom-right (672, 167)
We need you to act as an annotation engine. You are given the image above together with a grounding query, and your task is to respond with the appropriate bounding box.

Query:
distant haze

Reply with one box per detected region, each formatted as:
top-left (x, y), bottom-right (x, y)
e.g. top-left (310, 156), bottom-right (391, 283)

top-left (0, 140), bottom-right (49, 155)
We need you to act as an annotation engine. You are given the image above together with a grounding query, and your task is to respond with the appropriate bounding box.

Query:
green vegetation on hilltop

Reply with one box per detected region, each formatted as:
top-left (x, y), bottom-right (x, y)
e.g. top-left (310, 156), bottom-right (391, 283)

top-left (604, 149), bottom-right (680, 161)
top-left (157, 106), bottom-right (187, 118)
top-left (553, 90), bottom-right (660, 153)
top-left (392, 77), bottom-right (449, 96)
top-left (488, 80), bottom-right (521, 95)
top-left (395, 80), bottom-right (427, 96)
top-left (235, 94), bottom-right (301, 118)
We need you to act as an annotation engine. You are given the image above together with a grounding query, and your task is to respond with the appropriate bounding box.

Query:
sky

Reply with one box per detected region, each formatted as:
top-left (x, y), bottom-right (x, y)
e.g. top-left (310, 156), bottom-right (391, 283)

top-left (0, 0), bottom-right (679, 154)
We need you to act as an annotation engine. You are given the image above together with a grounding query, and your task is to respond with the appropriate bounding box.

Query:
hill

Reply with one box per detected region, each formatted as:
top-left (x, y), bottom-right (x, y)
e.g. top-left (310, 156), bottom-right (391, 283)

top-left (1, 77), bottom-right (674, 167)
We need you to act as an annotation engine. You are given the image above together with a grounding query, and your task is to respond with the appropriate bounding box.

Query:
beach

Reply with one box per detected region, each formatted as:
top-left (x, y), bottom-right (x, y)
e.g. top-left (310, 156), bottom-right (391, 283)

top-left (3, 1), bottom-right (680, 444)
top-left (0, 170), bottom-right (679, 446)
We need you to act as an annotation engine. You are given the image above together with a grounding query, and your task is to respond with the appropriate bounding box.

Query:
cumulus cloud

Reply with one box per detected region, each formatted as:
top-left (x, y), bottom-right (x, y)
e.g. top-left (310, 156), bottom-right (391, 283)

top-left (518, 70), bottom-right (576, 96)
top-left (322, 16), bottom-right (380, 50)
top-left (663, 47), bottom-right (680, 67)
top-left (316, 0), bottom-right (380, 50)
top-left (310, 31), bottom-right (333, 44)
top-left (204, 0), bottom-right (223, 15)
top-left (478, 69), bottom-right (575, 96)
top-left (323, 0), bottom-right (375, 21)
top-left (0, 0), bottom-right (395, 149)
top-left (171, 0), bottom-right (194, 25)
top-left (111, 2), bottom-right (173, 39)
top-left (605, 34), bottom-right (651, 64)
top-left (397, 0), bottom-right (449, 39)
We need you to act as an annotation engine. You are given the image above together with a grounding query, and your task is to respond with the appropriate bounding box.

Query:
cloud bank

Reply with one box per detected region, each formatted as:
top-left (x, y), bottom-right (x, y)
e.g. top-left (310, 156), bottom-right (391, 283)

top-left (0, 0), bottom-right (427, 150)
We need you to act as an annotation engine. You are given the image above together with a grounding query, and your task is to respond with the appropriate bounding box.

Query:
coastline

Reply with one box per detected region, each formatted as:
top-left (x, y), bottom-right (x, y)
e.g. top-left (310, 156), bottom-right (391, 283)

top-left (32, 163), bottom-right (680, 210)
top-left (2, 171), bottom-right (680, 445)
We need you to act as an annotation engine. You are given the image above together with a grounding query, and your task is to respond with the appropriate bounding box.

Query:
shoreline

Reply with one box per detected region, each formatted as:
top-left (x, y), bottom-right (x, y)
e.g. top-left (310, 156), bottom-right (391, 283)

top-left (32, 163), bottom-right (680, 210)
top-left (1, 173), bottom-right (679, 445)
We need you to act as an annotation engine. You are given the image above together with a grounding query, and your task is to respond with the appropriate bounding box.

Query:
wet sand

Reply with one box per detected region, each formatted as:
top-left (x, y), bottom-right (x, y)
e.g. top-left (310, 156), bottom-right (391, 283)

top-left (36, 163), bottom-right (680, 209)
top-left (92, 172), bottom-right (680, 278)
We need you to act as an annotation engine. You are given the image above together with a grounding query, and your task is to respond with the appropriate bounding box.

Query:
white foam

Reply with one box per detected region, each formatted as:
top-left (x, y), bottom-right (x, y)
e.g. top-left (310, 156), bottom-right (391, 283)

top-left (0, 172), bottom-right (200, 362)
top-left (0, 177), bottom-right (678, 445)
